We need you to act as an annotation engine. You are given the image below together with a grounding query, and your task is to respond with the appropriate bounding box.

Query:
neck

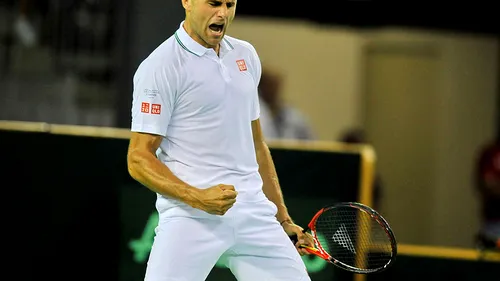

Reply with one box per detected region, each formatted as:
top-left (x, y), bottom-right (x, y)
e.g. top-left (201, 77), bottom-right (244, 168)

top-left (182, 20), bottom-right (220, 55)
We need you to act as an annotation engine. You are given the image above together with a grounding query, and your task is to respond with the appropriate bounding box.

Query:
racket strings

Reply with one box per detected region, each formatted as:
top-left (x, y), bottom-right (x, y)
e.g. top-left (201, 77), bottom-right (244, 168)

top-left (314, 207), bottom-right (393, 271)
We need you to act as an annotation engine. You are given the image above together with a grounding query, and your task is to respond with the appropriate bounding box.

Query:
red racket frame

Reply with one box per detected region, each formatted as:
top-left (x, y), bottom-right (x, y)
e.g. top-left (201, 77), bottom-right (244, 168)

top-left (293, 202), bottom-right (397, 274)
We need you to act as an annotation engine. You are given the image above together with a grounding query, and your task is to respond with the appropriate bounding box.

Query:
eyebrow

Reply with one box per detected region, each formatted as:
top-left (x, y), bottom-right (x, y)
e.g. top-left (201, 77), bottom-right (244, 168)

top-left (209, 0), bottom-right (236, 5)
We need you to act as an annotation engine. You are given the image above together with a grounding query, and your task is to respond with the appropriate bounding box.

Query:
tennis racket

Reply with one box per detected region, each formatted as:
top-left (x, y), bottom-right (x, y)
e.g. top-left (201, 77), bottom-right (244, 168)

top-left (289, 202), bottom-right (397, 274)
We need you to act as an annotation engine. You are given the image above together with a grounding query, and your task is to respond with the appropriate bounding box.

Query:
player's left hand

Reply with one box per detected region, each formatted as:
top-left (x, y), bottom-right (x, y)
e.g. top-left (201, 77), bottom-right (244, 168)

top-left (282, 221), bottom-right (315, 255)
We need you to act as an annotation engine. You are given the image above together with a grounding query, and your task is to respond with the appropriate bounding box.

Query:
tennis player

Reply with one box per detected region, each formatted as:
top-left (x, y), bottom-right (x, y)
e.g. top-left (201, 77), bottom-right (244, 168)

top-left (127, 0), bottom-right (314, 280)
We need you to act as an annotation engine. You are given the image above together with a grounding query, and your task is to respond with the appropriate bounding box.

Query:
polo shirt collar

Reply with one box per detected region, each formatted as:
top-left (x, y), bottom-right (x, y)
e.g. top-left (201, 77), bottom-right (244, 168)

top-left (175, 21), bottom-right (234, 57)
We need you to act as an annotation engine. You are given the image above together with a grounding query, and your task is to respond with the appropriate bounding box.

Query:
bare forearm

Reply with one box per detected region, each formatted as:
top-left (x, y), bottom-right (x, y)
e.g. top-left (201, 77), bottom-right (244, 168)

top-left (256, 141), bottom-right (292, 223)
top-left (127, 150), bottom-right (201, 207)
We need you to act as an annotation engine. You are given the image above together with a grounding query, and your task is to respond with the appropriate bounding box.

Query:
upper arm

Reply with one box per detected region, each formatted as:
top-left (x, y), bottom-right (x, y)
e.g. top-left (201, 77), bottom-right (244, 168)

top-left (248, 44), bottom-right (262, 86)
top-left (128, 132), bottom-right (163, 158)
top-left (127, 131), bottom-right (163, 179)
top-left (131, 64), bottom-right (177, 137)
top-left (248, 44), bottom-right (262, 122)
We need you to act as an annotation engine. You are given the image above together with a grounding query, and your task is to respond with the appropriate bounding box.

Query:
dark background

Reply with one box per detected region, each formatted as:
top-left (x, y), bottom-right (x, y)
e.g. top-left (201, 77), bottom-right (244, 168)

top-left (235, 1), bottom-right (499, 36)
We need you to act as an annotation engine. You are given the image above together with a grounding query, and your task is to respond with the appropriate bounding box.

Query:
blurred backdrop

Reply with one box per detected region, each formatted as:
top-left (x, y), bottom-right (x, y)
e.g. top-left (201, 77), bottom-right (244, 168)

top-left (1, 0), bottom-right (498, 280)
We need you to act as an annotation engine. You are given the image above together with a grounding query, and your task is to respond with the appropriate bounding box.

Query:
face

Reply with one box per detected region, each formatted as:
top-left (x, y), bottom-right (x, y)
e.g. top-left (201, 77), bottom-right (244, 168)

top-left (182, 0), bottom-right (237, 50)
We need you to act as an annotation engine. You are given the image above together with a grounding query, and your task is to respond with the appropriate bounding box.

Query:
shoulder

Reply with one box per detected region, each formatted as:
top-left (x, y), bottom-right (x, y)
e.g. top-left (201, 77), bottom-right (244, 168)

top-left (224, 35), bottom-right (260, 59)
top-left (133, 35), bottom-right (181, 86)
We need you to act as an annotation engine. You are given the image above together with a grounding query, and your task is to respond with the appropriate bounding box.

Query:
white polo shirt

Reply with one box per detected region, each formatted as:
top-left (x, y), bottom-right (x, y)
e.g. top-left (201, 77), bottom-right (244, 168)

top-left (131, 22), bottom-right (265, 215)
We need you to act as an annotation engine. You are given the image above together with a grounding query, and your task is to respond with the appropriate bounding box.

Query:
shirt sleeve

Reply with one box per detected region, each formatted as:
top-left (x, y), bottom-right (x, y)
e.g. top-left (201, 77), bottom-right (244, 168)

top-left (248, 45), bottom-right (262, 121)
top-left (131, 66), bottom-right (175, 137)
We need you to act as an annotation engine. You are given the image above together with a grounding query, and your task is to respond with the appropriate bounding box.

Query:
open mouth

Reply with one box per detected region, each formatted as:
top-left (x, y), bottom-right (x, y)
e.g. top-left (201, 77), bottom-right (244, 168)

top-left (209, 23), bottom-right (224, 35)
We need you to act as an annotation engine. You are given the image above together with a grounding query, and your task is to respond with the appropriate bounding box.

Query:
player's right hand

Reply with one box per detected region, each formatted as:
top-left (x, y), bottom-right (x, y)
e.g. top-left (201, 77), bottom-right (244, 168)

top-left (195, 184), bottom-right (237, 215)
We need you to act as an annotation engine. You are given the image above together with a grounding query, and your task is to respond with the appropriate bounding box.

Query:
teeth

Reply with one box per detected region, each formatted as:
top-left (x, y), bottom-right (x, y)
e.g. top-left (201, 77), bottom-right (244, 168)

top-left (210, 27), bottom-right (222, 34)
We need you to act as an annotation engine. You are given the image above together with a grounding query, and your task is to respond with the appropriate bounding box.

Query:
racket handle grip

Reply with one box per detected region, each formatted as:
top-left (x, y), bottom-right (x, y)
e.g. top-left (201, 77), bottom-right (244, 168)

top-left (289, 229), bottom-right (307, 245)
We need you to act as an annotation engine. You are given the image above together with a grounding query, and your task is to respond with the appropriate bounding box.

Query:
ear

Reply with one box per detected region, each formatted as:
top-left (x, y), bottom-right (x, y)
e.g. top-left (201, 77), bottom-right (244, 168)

top-left (181, 0), bottom-right (191, 10)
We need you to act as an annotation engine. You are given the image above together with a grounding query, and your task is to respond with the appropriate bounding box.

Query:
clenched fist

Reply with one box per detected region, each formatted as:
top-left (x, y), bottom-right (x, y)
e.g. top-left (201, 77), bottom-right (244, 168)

top-left (193, 184), bottom-right (237, 215)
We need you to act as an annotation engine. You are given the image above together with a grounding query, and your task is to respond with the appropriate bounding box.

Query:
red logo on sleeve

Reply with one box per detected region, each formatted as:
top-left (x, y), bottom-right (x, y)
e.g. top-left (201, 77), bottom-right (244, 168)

top-left (151, 104), bottom-right (161, 115)
top-left (236, 59), bottom-right (247, 71)
top-left (141, 102), bottom-right (150, 113)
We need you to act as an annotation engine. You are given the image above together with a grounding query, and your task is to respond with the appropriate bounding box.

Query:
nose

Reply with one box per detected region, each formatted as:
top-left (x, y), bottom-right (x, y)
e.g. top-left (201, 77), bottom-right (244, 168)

top-left (216, 5), bottom-right (229, 18)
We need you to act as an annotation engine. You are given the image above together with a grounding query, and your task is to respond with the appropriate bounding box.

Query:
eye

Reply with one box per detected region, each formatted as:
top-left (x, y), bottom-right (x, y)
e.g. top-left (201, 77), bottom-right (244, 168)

top-left (209, 1), bottom-right (234, 8)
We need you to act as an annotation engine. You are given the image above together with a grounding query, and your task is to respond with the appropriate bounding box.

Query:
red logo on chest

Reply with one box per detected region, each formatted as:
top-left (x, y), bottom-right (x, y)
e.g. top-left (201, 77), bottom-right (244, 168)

top-left (236, 59), bottom-right (247, 71)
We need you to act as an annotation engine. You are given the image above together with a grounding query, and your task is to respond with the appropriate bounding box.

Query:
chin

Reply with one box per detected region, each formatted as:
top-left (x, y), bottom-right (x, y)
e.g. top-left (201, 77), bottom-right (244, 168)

top-left (206, 37), bottom-right (223, 47)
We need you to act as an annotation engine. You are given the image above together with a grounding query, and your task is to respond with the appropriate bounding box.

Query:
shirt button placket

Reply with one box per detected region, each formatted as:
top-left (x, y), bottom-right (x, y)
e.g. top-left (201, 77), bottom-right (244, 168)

top-left (219, 60), bottom-right (231, 83)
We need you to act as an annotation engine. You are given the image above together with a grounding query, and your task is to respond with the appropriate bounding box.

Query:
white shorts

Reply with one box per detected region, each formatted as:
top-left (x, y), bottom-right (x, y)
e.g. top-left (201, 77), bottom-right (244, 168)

top-left (144, 199), bottom-right (311, 281)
